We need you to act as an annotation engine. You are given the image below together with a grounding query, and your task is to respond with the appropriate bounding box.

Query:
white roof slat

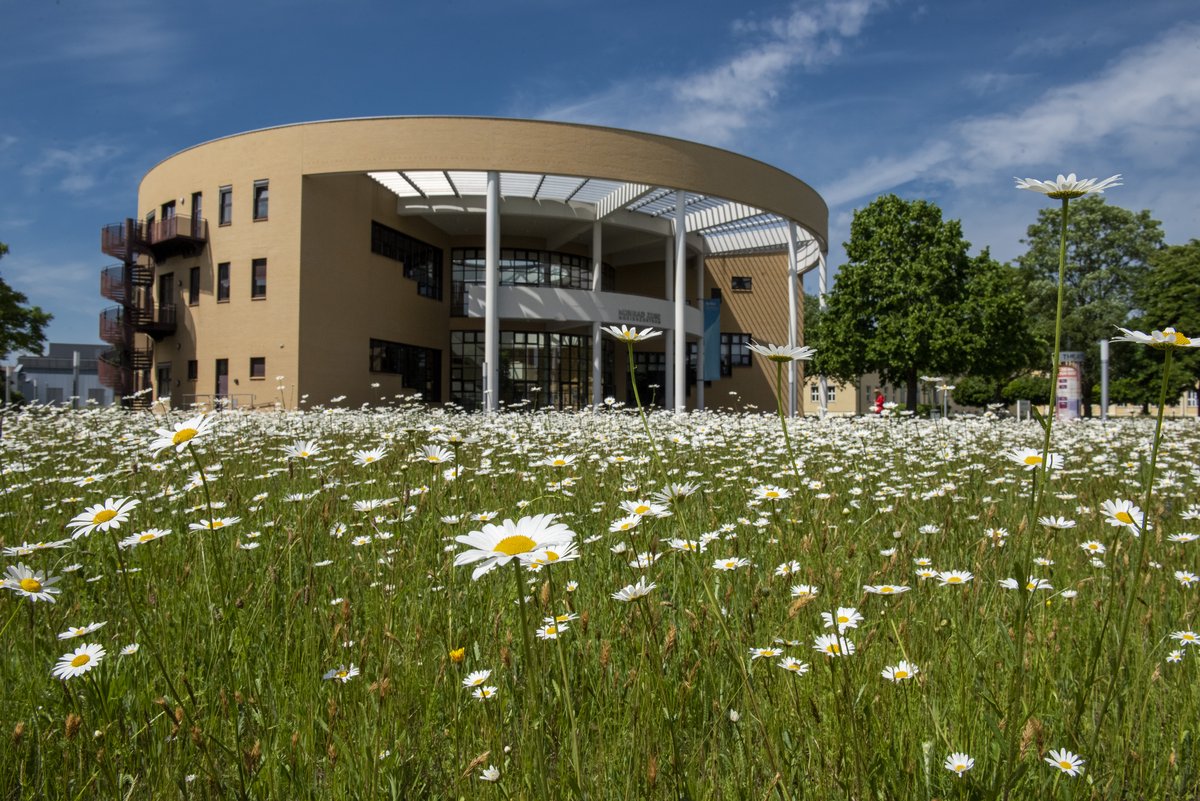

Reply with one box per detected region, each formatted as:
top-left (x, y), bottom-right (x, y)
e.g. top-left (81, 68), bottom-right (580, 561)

top-left (686, 201), bottom-right (764, 233)
top-left (368, 171), bottom-right (423, 198)
top-left (446, 171), bottom-right (488, 195)
top-left (405, 170), bottom-right (456, 197)
top-left (537, 175), bottom-right (586, 202)
top-left (500, 172), bottom-right (542, 198)
top-left (595, 183), bottom-right (655, 218)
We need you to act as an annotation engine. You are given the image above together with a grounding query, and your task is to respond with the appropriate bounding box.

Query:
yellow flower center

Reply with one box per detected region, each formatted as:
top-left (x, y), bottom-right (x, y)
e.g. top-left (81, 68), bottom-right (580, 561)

top-left (894, 670), bottom-right (908, 679)
top-left (879, 587), bottom-right (894, 593)
top-left (544, 550), bottom-right (561, 562)
top-left (1115, 511), bottom-right (1134, 524)
top-left (337, 671), bottom-right (348, 679)
top-left (493, 535), bottom-right (537, 556)
top-left (211, 521), bottom-right (224, 529)
top-left (837, 615), bottom-right (849, 623)
top-left (70, 654), bottom-right (91, 668)
top-left (544, 626), bottom-right (558, 635)
top-left (139, 533), bottom-right (157, 542)
top-left (1023, 455), bottom-right (1042, 465)
top-left (954, 763), bottom-right (966, 772)
top-left (553, 459), bottom-right (566, 466)
top-left (299, 451), bottom-right (309, 458)
top-left (765, 491), bottom-right (780, 499)
top-left (172, 428), bottom-right (198, 445)
top-left (19, 577), bottom-right (42, 592)
top-left (1058, 761), bottom-right (1072, 770)
top-left (634, 505), bottom-right (650, 514)
top-left (947, 577), bottom-right (962, 584)
top-left (828, 643), bottom-right (840, 654)
top-left (93, 509), bottom-right (118, 525)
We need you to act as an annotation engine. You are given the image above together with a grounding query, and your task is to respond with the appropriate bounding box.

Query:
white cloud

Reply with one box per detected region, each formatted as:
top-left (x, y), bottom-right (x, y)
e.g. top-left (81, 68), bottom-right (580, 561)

top-left (535, 0), bottom-right (888, 144)
top-left (22, 142), bottom-right (124, 195)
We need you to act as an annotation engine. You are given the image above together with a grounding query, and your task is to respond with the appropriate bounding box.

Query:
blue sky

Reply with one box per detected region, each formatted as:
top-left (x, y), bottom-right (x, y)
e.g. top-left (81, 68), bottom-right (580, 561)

top-left (1, 0), bottom-right (1197, 348)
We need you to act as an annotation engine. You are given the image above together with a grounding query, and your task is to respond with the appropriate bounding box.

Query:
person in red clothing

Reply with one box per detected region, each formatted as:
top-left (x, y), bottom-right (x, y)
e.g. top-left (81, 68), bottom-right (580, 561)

top-left (873, 390), bottom-right (885, 415)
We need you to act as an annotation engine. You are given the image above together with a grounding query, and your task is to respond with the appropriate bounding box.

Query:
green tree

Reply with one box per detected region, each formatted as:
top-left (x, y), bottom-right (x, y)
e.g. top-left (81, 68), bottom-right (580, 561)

top-left (952, 375), bottom-right (1000, 409)
top-left (0, 242), bottom-right (53, 360)
top-left (1130, 239), bottom-right (1200, 414)
top-left (1016, 196), bottom-right (1164, 416)
top-left (1002, 374), bottom-right (1051, 405)
top-left (814, 196), bottom-right (1035, 409)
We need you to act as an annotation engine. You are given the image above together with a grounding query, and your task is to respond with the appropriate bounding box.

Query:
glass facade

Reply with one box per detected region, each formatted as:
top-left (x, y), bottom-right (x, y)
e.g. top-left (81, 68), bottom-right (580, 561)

top-left (451, 248), bottom-right (615, 316)
top-left (371, 221), bottom-right (443, 300)
top-left (450, 330), bottom-right (595, 410)
top-left (369, 339), bottom-right (441, 401)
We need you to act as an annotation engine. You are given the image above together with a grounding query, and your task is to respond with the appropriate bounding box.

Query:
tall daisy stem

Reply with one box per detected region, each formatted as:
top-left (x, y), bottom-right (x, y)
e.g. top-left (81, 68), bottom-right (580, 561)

top-left (1033, 197), bottom-right (1070, 520)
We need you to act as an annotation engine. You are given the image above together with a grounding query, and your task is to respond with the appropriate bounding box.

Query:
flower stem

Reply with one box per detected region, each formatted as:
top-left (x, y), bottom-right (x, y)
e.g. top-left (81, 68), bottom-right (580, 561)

top-left (1034, 196), bottom-right (1070, 520)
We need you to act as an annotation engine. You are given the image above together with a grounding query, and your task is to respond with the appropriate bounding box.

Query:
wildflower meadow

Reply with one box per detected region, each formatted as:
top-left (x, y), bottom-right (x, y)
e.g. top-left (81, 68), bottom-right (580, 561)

top-left (2, 380), bottom-right (1199, 800)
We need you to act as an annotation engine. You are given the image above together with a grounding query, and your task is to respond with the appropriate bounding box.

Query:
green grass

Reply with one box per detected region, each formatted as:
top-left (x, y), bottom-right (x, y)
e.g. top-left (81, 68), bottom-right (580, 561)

top-left (1, 400), bottom-right (1198, 800)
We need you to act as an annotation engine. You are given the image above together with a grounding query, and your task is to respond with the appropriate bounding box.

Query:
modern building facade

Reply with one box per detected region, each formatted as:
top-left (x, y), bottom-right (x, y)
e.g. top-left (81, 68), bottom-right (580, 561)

top-left (98, 117), bottom-right (829, 412)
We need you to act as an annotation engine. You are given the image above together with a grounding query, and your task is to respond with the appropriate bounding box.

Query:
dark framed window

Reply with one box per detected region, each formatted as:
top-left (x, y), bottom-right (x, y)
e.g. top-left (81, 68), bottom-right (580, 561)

top-left (731, 276), bottom-right (752, 292)
top-left (450, 247), bottom-right (612, 316)
top-left (218, 186), bottom-right (232, 226)
top-left (188, 266), bottom-right (200, 305)
top-left (369, 339), bottom-right (441, 401)
top-left (449, 330), bottom-right (590, 410)
top-left (370, 221), bottom-right (443, 300)
top-left (155, 363), bottom-right (171, 399)
top-left (191, 192), bottom-right (203, 237)
top-left (251, 259), bottom-right (267, 299)
top-left (217, 262), bottom-right (230, 302)
top-left (253, 180), bottom-right (269, 221)
top-left (187, 360), bottom-right (198, 381)
top-left (720, 333), bottom-right (751, 377)
top-left (249, 357), bottom-right (265, 379)
top-left (215, 359), bottom-right (228, 398)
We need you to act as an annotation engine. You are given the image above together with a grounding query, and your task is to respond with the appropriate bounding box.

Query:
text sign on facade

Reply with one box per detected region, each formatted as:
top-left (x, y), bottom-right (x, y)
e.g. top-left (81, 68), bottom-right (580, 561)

top-left (617, 309), bottom-right (662, 326)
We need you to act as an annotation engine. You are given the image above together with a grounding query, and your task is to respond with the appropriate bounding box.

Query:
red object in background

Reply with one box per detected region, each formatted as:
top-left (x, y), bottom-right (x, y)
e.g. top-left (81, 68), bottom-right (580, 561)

top-left (874, 393), bottom-right (885, 414)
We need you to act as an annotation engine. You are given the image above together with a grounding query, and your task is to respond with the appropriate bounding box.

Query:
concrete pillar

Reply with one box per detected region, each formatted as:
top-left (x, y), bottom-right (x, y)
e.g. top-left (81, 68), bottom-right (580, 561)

top-left (674, 191), bottom-right (687, 413)
top-left (485, 171), bottom-right (500, 412)
top-left (591, 221), bottom-right (603, 409)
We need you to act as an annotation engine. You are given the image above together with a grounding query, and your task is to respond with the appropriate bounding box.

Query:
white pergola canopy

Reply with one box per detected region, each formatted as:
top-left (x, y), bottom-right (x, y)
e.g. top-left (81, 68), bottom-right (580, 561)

top-left (368, 170), bottom-right (821, 258)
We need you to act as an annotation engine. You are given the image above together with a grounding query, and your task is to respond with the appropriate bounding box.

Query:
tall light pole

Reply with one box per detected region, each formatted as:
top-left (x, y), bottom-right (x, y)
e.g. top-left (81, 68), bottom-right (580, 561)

top-left (4, 364), bottom-right (22, 405)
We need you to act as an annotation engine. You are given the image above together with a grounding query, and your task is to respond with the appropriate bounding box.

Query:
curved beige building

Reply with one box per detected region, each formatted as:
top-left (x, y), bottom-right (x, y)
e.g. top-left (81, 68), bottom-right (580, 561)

top-left (98, 117), bottom-right (828, 412)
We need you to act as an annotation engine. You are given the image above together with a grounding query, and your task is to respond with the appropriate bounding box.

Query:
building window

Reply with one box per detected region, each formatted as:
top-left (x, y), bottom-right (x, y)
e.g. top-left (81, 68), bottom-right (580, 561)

top-left (189, 266), bottom-right (200, 305)
top-left (253, 180), bottom-right (269, 221)
top-left (369, 339), bottom-right (441, 401)
top-left (218, 186), bottom-right (232, 226)
top-left (371, 221), bottom-right (443, 300)
top-left (810, 384), bottom-right (820, 403)
top-left (187, 360), bottom-right (198, 381)
top-left (449, 330), bottom-right (590, 410)
top-left (719, 333), bottom-right (751, 377)
top-left (450, 247), bottom-right (611, 315)
top-left (156, 363), bottom-right (171, 399)
top-left (731, 276), bottom-right (752, 292)
top-left (191, 192), bottom-right (203, 236)
top-left (217, 262), bottom-right (230, 302)
top-left (215, 359), bottom-right (228, 398)
top-left (251, 259), bottom-right (267, 299)
top-left (249, 357), bottom-right (265, 379)
top-left (826, 385), bottom-right (836, 402)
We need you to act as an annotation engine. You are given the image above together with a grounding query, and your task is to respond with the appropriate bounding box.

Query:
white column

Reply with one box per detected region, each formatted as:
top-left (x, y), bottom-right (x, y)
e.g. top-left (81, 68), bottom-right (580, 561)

top-left (591, 221), bottom-right (603, 409)
top-left (674, 191), bottom-right (687, 413)
top-left (786, 222), bottom-right (799, 419)
top-left (485, 171), bottom-right (500, 412)
top-left (663, 237), bottom-right (674, 410)
top-left (817, 250), bottom-right (829, 419)
top-left (695, 252), bottom-right (705, 410)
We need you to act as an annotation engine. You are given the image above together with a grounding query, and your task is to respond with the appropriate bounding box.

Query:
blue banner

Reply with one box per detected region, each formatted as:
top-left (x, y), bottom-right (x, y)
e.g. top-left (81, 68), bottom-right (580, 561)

top-left (703, 299), bottom-right (722, 381)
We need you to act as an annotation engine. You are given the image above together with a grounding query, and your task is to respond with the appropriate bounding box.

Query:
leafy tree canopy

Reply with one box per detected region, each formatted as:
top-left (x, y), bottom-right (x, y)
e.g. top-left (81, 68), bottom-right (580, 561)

top-left (812, 195), bottom-right (1036, 409)
top-left (0, 241), bottom-right (53, 361)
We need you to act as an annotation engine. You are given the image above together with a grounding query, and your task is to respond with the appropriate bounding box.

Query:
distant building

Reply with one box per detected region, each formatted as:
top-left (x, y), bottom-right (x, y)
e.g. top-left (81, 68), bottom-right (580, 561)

top-left (13, 343), bottom-right (114, 406)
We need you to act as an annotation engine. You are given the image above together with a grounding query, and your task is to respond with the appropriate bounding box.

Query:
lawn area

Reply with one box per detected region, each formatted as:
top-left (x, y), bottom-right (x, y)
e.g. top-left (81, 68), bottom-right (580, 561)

top-left (1, 401), bottom-right (1198, 800)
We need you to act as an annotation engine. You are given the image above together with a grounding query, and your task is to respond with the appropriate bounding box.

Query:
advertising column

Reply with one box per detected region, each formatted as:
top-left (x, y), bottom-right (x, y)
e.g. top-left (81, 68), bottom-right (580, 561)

top-left (1056, 351), bottom-right (1084, 421)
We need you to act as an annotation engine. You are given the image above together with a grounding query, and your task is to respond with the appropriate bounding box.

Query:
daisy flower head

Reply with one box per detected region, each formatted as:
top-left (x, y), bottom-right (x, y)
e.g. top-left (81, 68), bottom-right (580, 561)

top-left (150, 414), bottom-right (216, 456)
top-left (937, 570), bottom-right (973, 586)
top-left (712, 556), bottom-right (751, 571)
top-left (57, 621), bottom-right (106, 640)
top-left (1100, 499), bottom-right (1144, 534)
top-left (1005, 448), bottom-right (1062, 472)
top-left (52, 643), bottom-right (106, 680)
top-left (753, 484), bottom-right (792, 501)
top-left (1172, 630), bottom-right (1199, 646)
top-left (119, 528), bottom-right (172, 549)
top-left (1038, 515), bottom-right (1076, 530)
top-left (462, 669), bottom-right (492, 688)
top-left (519, 542), bottom-right (581, 570)
top-left (777, 656), bottom-right (810, 675)
top-left (747, 342), bottom-right (815, 363)
top-left (619, 499), bottom-right (668, 517)
top-left (611, 577), bottom-right (656, 602)
top-left (417, 445), bottom-right (453, 465)
top-left (66, 497), bottom-right (140, 539)
top-left (472, 685), bottom-right (498, 701)
top-left (1080, 540), bottom-right (1106, 555)
top-left (188, 516), bottom-right (241, 532)
top-left (609, 514), bottom-right (641, 533)
top-left (1045, 748), bottom-right (1085, 777)
top-left (944, 752), bottom-right (974, 777)
top-left (864, 584), bottom-right (910, 595)
top-left (453, 514), bottom-right (575, 580)
top-left (353, 446), bottom-right (387, 466)
top-left (120, 643), bottom-right (140, 656)
top-left (281, 439), bottom-right (321, 459)
top-left (4, 563), bottom-right (62, 603)
top-left (821, 606), bottom-right (864, 633)
top-left (1015, 173), bottom-right (1121, 199)
top-left (602, 325), bottom-right (662, 343)
top-left (813, 633), bottom-right (855, 657)
top-left (535, 622), bottom-right (566, 640)
top-left (1112, 326), bottom-right (1197, 349)
top-left (881, 660), bottom-right (919, 682)
top-left (749, 647), bottom-right (783, 661)
top-left (1175, 571), bottom-right (1198, 587)
top-left (790, 584), bottom-right (819, 598)
top-left (1168, 532), bottom-right (1198, 543)
top-left (323, 664), bottom-right (360, 683)
top-left (479, 765), bottom-right (500, 782)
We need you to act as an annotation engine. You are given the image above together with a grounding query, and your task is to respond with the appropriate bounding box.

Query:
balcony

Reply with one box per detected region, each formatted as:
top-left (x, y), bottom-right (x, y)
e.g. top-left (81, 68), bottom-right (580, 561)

top-left (99, 306), bottom-right (130, 346)
top-left (101, 215), bottom-right (208, 262)
top-left (145, 214), bottom-right (207, 260)
top-left (133, 304), bottom-right (177, 340)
